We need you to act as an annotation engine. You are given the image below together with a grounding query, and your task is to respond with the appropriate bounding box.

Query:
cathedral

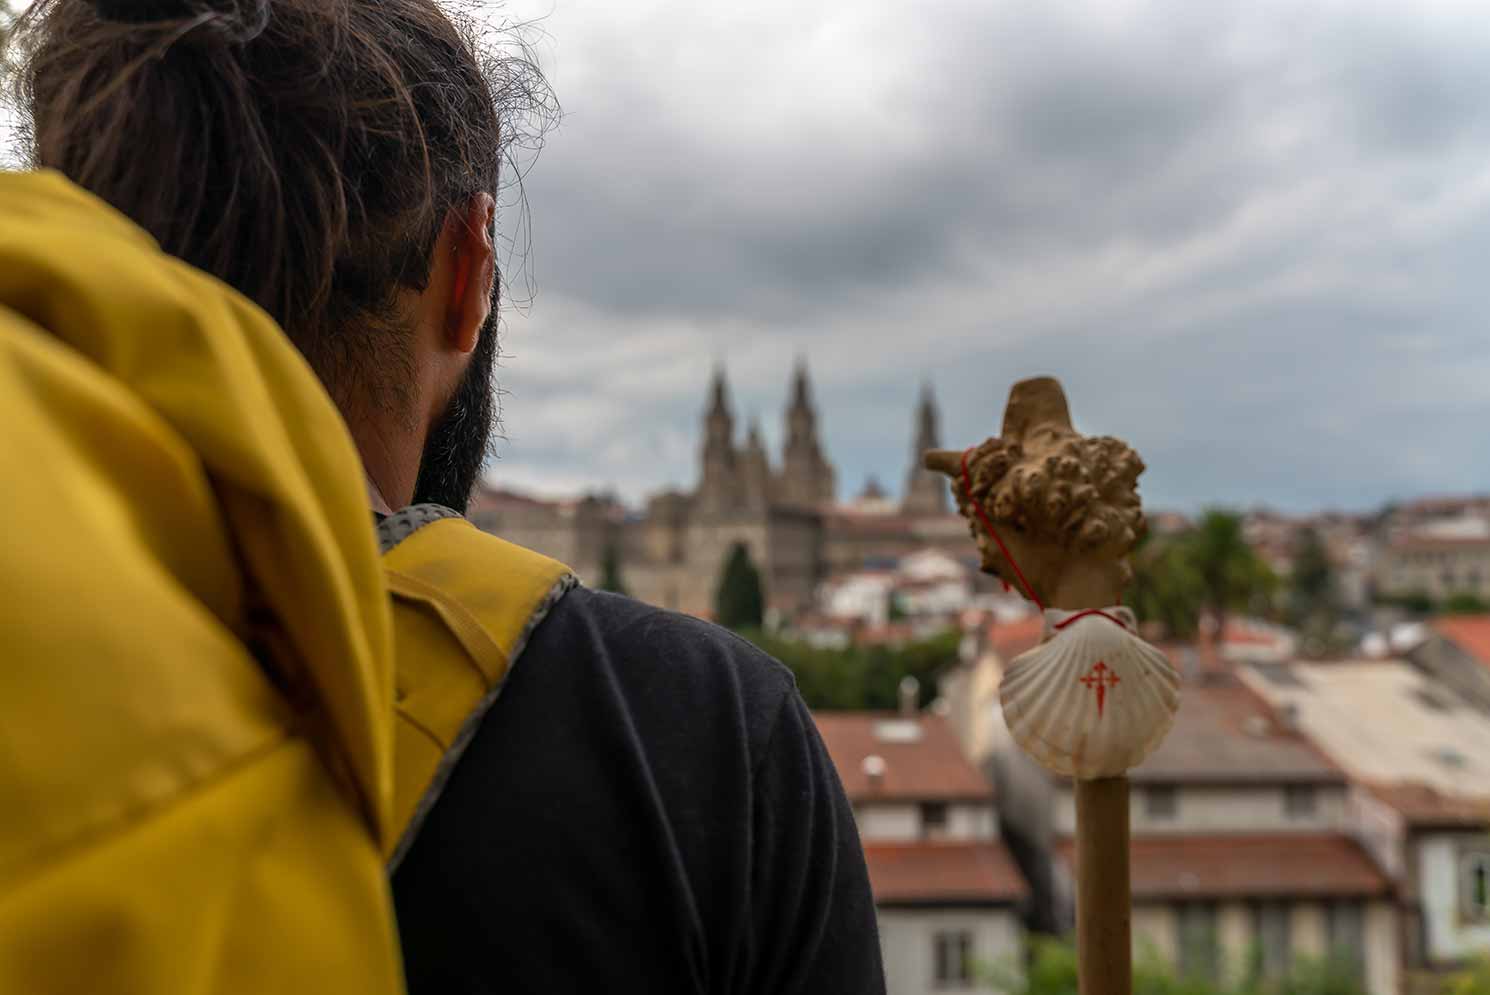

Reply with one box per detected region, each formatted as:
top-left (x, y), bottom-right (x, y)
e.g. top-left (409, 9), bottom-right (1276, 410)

top-left (697, 360), bottom-right (836, 515)
top-left (469, 361), bottom-right (967, 620)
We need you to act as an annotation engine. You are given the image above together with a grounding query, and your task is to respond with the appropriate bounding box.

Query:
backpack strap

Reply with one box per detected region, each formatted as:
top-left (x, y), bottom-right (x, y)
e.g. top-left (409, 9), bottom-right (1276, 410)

top-left (378, 506), bottom-right (575, 869)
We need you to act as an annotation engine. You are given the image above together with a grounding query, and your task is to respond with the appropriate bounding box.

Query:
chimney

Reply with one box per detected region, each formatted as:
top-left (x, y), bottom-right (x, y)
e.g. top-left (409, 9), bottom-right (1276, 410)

top-left (862, 754), bottom-right (887, 790)
top-left (899, 675), bottom-right (920, 716)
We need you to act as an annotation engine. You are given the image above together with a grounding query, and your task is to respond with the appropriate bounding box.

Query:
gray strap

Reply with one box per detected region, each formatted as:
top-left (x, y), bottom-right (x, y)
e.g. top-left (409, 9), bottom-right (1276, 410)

top-left (375, 501), bottom-right (579, 871)
top-left (376, 503), bottom-right (463, 554)
top-left (387, 572), bottom-right (577, 872)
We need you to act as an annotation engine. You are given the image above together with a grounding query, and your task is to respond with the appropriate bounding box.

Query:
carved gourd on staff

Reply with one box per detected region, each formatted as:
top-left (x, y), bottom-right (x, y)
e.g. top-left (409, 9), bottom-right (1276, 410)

top-left (925, 375), bottom-right (1181, 995)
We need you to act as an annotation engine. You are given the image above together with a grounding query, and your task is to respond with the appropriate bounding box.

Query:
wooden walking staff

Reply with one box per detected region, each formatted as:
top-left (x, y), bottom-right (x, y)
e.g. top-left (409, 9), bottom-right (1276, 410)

top-left (926, 376), bottom-right (1181, 995)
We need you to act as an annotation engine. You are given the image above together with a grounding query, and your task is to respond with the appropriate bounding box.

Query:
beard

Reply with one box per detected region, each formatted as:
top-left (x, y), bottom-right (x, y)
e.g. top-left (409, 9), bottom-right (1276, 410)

top-left (411, 305), bottom-right (500, 515)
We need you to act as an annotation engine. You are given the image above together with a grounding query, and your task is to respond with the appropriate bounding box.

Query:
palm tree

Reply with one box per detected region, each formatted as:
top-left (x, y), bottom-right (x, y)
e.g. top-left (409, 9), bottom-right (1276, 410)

top-left (1188, 510), bottom-right (1277, 637)
top-left (1126, 533), bottom-right (1203, 639)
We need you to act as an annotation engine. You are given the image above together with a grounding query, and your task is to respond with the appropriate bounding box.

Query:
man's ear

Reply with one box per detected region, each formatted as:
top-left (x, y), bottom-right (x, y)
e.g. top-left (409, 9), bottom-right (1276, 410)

top-left (445, 192), bottom-right (497, 355)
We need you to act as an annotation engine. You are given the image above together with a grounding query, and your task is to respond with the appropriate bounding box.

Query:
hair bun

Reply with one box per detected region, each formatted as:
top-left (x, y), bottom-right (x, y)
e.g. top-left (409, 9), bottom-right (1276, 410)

top-left (87, 0), bottom-right (269, 43)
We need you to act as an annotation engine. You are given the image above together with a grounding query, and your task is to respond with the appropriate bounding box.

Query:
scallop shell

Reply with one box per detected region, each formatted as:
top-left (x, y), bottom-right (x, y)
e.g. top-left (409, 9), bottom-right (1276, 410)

top-left (999, 606), bottom-right (1180, 780)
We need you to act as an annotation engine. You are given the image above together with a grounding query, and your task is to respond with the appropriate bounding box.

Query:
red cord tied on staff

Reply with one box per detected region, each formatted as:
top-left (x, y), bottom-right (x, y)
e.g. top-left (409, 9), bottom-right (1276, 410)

top-left (956, 446), bottom-right (1178, 780)
top-left (957, 447), bottom-right (1130, 631)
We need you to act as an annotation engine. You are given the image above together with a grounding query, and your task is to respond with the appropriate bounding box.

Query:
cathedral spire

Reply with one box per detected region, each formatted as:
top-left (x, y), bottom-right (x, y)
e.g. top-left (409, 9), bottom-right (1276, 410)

top-left (790, 356), bottom-right (813, 410)
top-left (902, 381), bottom-right (950, 516)
top-left (697, 365), bottom-right (739, 515)
top-left (709, 364), bottom-right (731, 415)
top-left (915, 381), bottom-right (938, 449)
top-left (777, 358), bottom-right (836, 507)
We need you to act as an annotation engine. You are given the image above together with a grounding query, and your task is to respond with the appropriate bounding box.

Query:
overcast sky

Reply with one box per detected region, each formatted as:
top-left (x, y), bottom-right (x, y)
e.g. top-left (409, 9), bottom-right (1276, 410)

top-left (480, 0), bottom-right (1490, 514)
top-left (8, 2), bottom-right (1488, 513)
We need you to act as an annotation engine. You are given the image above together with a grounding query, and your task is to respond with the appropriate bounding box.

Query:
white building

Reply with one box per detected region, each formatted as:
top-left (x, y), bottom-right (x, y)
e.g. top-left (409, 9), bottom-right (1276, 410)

top-left (894, 549), bottom-right (976, 619)
top-left (819, 570), bottom-right (897, 628)
top-left (1052, 673), bottom-right (1399, 995)
top-left (940, 619), bottom-right (1401, 995)
top-left (1376, 517), bottom-right (1490, 603)
top-left (813, 708), bottom-right (1027, 995)
top-left (1242, 659), bottom-right (1490, 993)
top-left (815, 548), bottom-right (977, 632)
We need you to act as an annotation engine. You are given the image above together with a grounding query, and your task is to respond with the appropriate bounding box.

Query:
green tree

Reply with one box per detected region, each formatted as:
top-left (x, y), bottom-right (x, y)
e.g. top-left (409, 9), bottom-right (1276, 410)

top-left (714, 542), bottom-right (764, 630)
top-left (1445, 955), bottom-right (1490, 995)
top-left (1289, 528), bottom-right (1335, 617)
top-left (980, 935), bottom-right (1366, 995)
top-left (1288, 528), bottom-right (1343, 657)
top-left (1127, 533), bottom-right (1204, 639)
top-left (1376, 590), bottom-right (1435, 614)
top-left (738, 628), bottom-right (958, 711)
top-left (1126, 514), bottom-right (1278, 641)
top-left (598, 541), bottom-right (627, 596)
top-left (1443, 593), bottom-right (1490, 615)
top-left (1188, 510), bottom-right (1278, 635)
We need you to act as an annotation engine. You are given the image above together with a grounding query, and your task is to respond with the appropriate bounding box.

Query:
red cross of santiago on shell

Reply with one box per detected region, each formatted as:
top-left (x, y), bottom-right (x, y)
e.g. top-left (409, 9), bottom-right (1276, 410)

top-left (1079, 661), bottom-right (1121, 717)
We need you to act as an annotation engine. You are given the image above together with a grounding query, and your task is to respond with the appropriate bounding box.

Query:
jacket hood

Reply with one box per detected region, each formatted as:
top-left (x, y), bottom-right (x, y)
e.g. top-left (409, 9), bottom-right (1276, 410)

top-left (0, 170), bottom-right (395, 841)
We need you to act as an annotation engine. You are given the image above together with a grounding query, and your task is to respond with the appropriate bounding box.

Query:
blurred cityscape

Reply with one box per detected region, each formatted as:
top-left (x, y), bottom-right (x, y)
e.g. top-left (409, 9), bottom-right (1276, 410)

top-left (472, 363), bottom-right (1490, 995)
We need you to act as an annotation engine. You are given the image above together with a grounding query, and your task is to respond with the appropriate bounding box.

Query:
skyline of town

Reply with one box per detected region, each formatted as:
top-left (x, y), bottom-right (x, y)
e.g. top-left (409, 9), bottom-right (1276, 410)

top-left (482, 358), bottom-right (1487, 519)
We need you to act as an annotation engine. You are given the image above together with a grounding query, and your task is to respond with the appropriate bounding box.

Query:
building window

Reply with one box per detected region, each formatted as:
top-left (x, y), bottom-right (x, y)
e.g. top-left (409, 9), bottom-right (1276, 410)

top-left (1326, 901), bottom-right (1365, 980)
top-left (933, 930), bottom-right (973, 987)
top-left (1145, 785), bottom-right (1178, 820)
top-left (1462, 852), bottom-right (1490, 921)
top-left (1253, 901), bottom-right (1292, 979)
top-left (1177, 903), bottom-right (1219, 982)
top-left (921, 802), bottom-right (950, 839)
top-left (1284, 785), bottom-right (1316, 819)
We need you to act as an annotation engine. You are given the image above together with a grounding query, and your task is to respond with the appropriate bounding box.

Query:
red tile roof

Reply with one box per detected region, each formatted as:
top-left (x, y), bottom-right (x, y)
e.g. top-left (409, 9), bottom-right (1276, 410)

top-left (813, 712), bottom-right (993, 802)
top-left (1399, 495), bottom-right (1490, 516)
top-left (985, 615), bottom-right (1045, 663)
top-left (864, 841), bottom-right (1028, 905)
top-left (1390, 536), bottom-right (1490, 551)
top-left (1056, 834), bottom-right (1390, 900)
top-left (1222, 621), bottom-right (1288, 648)
top-left (1431, 615), bottom-right (1490, 668)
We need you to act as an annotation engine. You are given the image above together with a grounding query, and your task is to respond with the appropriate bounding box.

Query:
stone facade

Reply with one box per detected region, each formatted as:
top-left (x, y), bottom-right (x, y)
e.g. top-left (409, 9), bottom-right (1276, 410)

top-left (470, 362), bottom-right (965, 619)
top-left (1376, 535), bottom-right (1490, 602)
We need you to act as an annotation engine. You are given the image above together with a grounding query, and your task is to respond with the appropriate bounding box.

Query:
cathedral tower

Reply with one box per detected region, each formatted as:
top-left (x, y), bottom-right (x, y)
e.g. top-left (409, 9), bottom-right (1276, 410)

top-left (902, 381), bottom-right (950, 516)
top-left (776, 358), bottom-right (837, 507)
top-left (740, 419), bottom-right (775, 511)
top-left (697, 366), bottom-right (739, 514)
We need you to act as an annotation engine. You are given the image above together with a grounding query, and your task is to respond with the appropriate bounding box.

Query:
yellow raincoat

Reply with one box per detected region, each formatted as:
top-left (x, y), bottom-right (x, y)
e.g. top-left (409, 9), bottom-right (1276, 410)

top-left (0, 171), bottom-right (572, 993)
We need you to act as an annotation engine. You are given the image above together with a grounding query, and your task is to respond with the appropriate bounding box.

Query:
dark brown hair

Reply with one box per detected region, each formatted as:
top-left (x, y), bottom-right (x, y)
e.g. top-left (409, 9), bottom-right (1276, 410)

top-left (8, 0), bottom-right (552, 404)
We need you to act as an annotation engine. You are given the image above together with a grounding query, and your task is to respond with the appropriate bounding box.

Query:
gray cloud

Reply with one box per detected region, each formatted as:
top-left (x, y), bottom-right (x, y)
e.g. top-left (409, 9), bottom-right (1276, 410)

top-left (488, 0), bottom-right (1490, 513)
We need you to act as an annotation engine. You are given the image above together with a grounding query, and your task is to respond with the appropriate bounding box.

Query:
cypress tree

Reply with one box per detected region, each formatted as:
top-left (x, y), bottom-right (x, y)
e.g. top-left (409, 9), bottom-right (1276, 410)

top-left (599, 542), bottom-right (627, 596)
top-left (715, 542), bottom-right (764, 630)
